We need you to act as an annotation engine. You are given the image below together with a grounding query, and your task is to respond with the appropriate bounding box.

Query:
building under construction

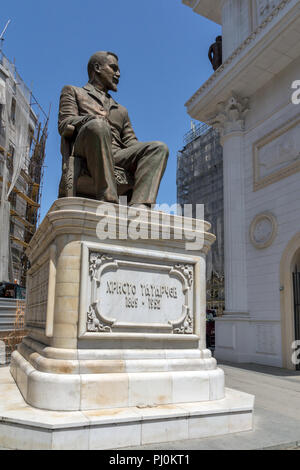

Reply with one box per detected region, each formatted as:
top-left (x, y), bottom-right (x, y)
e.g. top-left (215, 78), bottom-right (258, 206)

top-left (0, 50), bottom-right (48, 287)
top-left (177, 122), bottom-right (224, 315)
top-left (0, 47), bottom-right (48, 364)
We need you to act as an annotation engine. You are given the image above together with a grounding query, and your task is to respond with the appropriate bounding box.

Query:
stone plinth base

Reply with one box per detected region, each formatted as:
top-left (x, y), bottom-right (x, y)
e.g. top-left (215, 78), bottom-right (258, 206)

top-left (7, 198), bottom-right (254, 441)
top-left (0, 367), bottom-right (254, 450)
top-left (11, 339), bottom-right (224, 411)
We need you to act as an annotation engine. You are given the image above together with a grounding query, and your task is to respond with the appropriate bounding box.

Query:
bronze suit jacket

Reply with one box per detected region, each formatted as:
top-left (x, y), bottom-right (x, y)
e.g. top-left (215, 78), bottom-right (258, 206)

top-left (58, 82), bottom-right (138, 152)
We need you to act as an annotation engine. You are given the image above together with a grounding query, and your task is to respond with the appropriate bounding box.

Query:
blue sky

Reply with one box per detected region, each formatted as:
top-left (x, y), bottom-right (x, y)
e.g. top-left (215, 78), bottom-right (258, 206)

top-left (1, 0), bottom-right (220, 220)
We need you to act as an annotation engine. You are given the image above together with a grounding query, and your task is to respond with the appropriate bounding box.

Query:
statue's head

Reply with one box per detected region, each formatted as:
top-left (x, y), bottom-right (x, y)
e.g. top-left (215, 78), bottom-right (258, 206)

top-left (88, 51), bottom-right (120, 93)
top-left (216, 36), bottom-right (222, 42)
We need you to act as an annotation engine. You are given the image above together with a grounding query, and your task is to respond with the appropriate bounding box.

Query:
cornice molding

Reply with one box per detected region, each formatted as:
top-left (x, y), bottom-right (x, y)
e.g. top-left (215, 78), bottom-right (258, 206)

top-left (25, 199), bottom-right (216, 264)
top-left (182, 0), bottom-right (222, 25)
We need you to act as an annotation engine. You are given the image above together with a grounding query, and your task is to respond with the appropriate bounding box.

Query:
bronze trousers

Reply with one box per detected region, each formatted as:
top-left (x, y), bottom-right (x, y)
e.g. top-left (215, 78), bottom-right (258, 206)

top-left (74, 118), bottom-right (169, 204)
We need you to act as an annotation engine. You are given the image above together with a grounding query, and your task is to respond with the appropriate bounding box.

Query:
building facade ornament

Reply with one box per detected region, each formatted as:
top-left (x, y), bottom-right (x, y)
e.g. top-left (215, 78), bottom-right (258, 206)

top-left (89, 253), bottom-right (114, 280)
top-left (249, 212), bottom-right (278, 249)
top-left (172, 306), bottom-right (194, 335)
top-left (253, 116), bottom-right (300, 191)
top-left (257, 0), bottom-right (281, 21)
top-left (208, 93), bottom-right (250, 137)
top-left (86, 303), bottom-right (113, 333)
top-left (173, 264), bottom-right (194, 288)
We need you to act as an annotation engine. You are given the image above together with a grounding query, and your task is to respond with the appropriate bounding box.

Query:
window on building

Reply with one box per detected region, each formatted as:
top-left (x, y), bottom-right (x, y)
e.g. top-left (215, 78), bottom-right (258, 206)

top-left (7, 143), bottom-right (15, 172)
top-left (0, 104), bottom-right (5, 141)
top-left (8, 144), bottom-right (15, 158)
top-left (9, 191), bottom-right (17, 210)
top-left (10, 97), bottom-right (16, 125)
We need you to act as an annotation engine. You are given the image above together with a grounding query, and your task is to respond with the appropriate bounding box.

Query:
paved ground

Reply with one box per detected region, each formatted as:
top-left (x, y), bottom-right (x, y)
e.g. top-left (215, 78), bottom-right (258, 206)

top-left (122, 361), bottom-right (300, 450)
top-left (1, 361), bottom-right (300, 450)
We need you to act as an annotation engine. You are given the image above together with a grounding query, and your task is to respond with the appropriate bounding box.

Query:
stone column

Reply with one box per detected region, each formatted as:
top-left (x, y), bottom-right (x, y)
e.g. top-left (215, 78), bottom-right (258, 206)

top-left (209, 93), bottom-right (249, 314)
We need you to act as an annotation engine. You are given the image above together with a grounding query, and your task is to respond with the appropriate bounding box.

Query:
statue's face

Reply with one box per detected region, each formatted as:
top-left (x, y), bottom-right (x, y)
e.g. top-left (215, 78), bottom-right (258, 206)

top-left (95, 55), bottom-right (120, 93)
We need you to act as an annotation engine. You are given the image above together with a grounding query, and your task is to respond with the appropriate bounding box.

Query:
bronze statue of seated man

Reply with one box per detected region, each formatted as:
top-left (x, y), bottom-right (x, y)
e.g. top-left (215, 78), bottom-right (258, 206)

top-left (58, 51), bottom-right (169, 209)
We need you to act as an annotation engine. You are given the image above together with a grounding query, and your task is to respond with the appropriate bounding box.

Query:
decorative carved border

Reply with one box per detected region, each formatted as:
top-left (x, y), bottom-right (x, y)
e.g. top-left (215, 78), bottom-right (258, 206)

top-left (85, 252), bottom-right (194, 335)
top-left (249, 212), bottom-right (278, 249)
top-left (253, 116), bottom-right (300, 191)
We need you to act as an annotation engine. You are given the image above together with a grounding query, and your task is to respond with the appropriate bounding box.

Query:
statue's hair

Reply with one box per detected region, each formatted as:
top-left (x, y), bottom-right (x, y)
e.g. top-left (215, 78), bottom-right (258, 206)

top-left (88, 51), bottom-right (119, 79)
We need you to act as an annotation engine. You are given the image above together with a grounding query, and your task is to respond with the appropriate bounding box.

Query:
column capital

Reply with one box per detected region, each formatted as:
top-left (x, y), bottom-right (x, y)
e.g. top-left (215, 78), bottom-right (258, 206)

top-left (208, 93), bottom-right (250, 137)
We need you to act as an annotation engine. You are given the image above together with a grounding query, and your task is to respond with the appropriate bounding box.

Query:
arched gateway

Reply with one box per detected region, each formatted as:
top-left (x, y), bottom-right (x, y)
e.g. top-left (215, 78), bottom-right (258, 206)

top-left (280, 234), bottom-right (300, 369)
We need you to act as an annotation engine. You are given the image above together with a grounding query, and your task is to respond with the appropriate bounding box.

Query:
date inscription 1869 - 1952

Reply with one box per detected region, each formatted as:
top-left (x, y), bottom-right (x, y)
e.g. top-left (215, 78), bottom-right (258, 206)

top-left (106, 280), bottom-right (179, 310)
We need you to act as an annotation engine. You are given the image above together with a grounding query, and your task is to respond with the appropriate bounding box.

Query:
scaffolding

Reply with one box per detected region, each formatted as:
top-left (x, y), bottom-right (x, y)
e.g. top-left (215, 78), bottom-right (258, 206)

top-left (0, 299), bottom-right (27, 363)
top-left (0, 50), bottom-right (49, 286)
top-left (177, 122), bottom-right (225, 315)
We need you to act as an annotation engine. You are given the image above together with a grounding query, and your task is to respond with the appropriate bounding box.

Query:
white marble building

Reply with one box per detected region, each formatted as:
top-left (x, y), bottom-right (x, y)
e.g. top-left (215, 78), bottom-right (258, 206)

top-left (183, 0), bottom-right (300, 369)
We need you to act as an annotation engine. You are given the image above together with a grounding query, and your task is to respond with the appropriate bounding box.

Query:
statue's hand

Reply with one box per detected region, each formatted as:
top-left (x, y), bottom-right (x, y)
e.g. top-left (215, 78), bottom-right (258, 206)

top-left (95, 110), bottom-right (109, 120)
top-left (81, 114), bottom-right (108, 125)
top-left (80, 115), bottom-right (98, 125)
top-left (75, 113), bottom-right (109, 132)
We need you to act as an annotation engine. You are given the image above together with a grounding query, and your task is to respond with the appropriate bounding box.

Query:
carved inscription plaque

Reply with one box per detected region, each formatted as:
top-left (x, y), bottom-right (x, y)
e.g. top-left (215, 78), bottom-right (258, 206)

top-left (85, 252), bottom-right (194, 335)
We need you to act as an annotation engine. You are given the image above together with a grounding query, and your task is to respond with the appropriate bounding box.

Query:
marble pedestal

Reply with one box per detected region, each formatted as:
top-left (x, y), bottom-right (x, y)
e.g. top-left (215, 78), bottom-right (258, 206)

top-left (5, 198), bottom-right (254, 448)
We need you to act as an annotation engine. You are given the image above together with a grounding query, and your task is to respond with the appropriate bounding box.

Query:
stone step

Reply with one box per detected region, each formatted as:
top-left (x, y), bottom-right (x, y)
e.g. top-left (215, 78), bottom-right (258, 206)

top-left (0, 299), bottom-right (18, 310)
top-left (0, 299), bottom-right (20, 332)
top-left (0, 365), bottom-right (254, 450)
